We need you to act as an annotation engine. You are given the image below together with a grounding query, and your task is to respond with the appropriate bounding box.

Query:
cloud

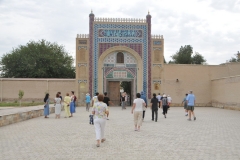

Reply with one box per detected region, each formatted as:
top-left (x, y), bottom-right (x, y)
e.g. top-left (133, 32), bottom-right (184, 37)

top-left (209, 0), bottom-right (240, 13)
top-left (0, 0), bottom-right (240, 65)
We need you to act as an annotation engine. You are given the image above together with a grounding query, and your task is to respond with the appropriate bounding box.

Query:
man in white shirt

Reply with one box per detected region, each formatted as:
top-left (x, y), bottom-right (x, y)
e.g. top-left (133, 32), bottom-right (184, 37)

top-left (156, 93), bottom-right (161, 106)
top-left (131, 93), bottom-right (146, 132)
top-left (92, 92), bottom-right (99, 107)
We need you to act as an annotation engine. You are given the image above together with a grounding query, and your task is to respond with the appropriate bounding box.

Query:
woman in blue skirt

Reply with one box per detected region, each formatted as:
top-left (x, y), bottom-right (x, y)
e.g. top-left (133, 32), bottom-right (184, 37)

top-left (44, 93), bottom-right (50, 118)
top-left (70, 91), bottom-right (75, 117)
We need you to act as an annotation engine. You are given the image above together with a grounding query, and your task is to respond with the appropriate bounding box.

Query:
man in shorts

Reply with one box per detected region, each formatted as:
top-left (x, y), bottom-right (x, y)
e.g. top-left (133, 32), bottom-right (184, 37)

top-left (186, 90), bottom-right (196, 121)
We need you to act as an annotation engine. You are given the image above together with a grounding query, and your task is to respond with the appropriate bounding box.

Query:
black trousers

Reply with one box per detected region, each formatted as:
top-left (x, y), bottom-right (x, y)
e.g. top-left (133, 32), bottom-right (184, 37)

top-left (163, 105), bottom-right (168, 115)
top-left (152, 109), bottom-right (158, 121)
top-left (142, 111), bottom-right (145, 119)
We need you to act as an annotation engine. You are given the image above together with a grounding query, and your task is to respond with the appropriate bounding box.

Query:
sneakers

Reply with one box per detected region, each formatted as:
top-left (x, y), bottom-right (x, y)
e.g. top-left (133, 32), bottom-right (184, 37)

top-left (107, 118), bottom-right (109, 120)
top-left (194, 117), bottom-right (196, 121)
top-left (185, 113), bottom-right (188, 116)
top-left (164, 115), bottom-right (166, 118)
top-left (187, 119), bottom-right (191, 121)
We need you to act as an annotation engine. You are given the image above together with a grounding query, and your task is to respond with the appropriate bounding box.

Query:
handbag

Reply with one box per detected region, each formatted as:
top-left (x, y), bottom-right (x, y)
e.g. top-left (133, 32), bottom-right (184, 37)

top-left (44, 105), bottom-right (46, 108)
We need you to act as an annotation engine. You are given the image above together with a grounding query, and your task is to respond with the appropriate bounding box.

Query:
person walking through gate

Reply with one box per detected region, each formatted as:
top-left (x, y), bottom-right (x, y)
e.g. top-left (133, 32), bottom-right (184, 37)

top-left (167, 95), bottom-right (172, 109)
top-left (186, 90), bottom-right (196, 121)
top-left (140, 91), bottom-right (147, 121)
top-left (92, 94), bottom-right (109, 147)
top-left (121, 92), bottom-right (126, 110)
top-left (103, 92), bottom-right (113, 120)
top-left (150, 93), bottom-right (159, 122)
top-left (156, 93), bottom-right (161, 107)
top-left (92, 92), bottom-right (99, 107)
top-left (86, 93), bottom-right (91, 112)
top-left (131, 93), bottom-right (146, 131)
top-left (161, 94), bottom-right (168, 118)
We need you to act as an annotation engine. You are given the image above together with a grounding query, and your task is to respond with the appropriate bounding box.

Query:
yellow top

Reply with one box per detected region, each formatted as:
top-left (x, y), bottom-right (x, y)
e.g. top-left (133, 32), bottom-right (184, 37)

top-left (64, 96), bottom-right (71, 107)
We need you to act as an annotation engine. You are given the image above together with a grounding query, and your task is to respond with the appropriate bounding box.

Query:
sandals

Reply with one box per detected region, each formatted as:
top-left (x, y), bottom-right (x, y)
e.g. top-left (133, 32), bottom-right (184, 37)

top-left (101, 138), bottom-right (106, 143)
top-left (96, 144), bottom-right (100, 147)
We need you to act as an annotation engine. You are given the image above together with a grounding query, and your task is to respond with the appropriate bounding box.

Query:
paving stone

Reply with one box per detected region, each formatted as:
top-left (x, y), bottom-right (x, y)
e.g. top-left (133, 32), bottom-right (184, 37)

top-left (0, 107), bottom-right (240, 160)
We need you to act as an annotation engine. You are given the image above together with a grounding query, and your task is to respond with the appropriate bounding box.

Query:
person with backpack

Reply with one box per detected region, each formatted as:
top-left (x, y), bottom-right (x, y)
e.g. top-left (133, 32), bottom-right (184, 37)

top-left (150, 93), bottom-right (159, 122)
top-left (161, 94), bottom-right (168, 118)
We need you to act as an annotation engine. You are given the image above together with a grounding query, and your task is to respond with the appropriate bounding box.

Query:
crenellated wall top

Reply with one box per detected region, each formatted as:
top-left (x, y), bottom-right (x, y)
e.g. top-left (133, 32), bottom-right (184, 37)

top-left (151, 35), bottom-right (164, 39)
top-left (76, 34), bottom-right (89, 38)
top-left (94, 17), bottom-right (146, 23)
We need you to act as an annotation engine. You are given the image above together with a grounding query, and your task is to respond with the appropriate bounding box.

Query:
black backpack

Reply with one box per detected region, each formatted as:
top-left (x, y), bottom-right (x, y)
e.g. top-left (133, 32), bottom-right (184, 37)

top-left (162, 97), bottom-right (168, 106)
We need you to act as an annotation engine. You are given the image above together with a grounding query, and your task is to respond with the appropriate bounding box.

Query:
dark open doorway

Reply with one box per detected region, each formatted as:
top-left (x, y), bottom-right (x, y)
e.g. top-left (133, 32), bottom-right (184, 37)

top-left (120, 81), bottom-right (132, 106)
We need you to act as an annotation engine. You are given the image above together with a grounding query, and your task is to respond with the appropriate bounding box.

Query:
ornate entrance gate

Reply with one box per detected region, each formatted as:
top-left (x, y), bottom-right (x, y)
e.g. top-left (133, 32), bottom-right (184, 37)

top-left (103, 51), bottom-right (137, 104)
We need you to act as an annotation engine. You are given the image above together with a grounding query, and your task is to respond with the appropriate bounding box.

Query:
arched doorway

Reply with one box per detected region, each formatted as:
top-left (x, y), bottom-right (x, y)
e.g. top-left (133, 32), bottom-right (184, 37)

top-left (98, 46), bottom-right (143, 98)
top-left (103, 52), bottom-right (136, 105)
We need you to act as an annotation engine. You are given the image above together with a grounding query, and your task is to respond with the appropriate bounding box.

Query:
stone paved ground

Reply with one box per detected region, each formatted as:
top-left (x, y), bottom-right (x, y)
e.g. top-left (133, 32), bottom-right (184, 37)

top-left (0, 106), bottom-right (240, 160)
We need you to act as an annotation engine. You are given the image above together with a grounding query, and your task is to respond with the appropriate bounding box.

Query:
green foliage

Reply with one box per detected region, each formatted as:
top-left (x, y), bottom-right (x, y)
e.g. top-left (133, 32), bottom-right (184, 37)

top-left (171, 45), bottom-right (207, 64)
top-left (192, 52), bottom-right (206, 64)
top-left (228, 51), bottom-right (240, 63)
top-left (120, 81), bottom-right (131, 94)
top-left (18, 90), bottom-right (24, 106)
top-left (171, 45), bottom-right (193, 64)
top-left (18, 90), bottom-right (24, 100)
top-left (0, 39), bottom-right (75, 78)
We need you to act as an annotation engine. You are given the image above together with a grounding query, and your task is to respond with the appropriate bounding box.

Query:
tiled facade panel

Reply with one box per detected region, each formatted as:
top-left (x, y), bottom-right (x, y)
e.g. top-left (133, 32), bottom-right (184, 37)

top-left (92, 23), bottom-right (148, 96)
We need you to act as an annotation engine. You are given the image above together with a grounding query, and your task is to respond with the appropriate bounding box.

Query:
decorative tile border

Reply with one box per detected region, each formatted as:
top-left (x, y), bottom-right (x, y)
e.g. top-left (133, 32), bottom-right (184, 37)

top-left (99, 43), bottom-right (142, 58)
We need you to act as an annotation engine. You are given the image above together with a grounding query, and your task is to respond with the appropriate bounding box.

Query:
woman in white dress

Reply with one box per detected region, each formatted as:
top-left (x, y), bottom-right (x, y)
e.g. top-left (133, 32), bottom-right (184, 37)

top-left (54, 93), bottom-right (62, 119)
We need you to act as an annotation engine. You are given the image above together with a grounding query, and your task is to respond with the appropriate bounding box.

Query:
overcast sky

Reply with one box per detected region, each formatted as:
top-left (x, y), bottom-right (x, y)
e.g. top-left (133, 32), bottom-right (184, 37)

top-left (0, 0), bottom-right (240, 65)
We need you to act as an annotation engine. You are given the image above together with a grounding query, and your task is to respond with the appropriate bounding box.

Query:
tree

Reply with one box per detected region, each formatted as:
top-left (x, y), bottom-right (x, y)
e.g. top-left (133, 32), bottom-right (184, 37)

top-left (0, 39), bottom-right (75, 78)
top-left (171, 45), bottom-right (206, 64)
top-left (120, 81), bottom-right (131, 95)
top-left (18, 90), bottom-right (24, 106)
top-left (171, 45), bottom-right (193, 64)
top-left (228, 51), bottom-right (240, 62)
top-left (192, 52), bottom-right (206, 64)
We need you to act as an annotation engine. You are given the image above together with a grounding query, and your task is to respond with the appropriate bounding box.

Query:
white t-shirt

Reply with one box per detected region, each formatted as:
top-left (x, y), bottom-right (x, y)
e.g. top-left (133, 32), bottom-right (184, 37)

top-left (167, 97), bottom-right (172, 103)
top-left (133, 98), bottom-right (145, 111)
top-left (54, 97), bottom-right (61, 104)
top-left (156, 95), bottom-right (161, 102)
top-left (92, 96), bottom-right (98, 105)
